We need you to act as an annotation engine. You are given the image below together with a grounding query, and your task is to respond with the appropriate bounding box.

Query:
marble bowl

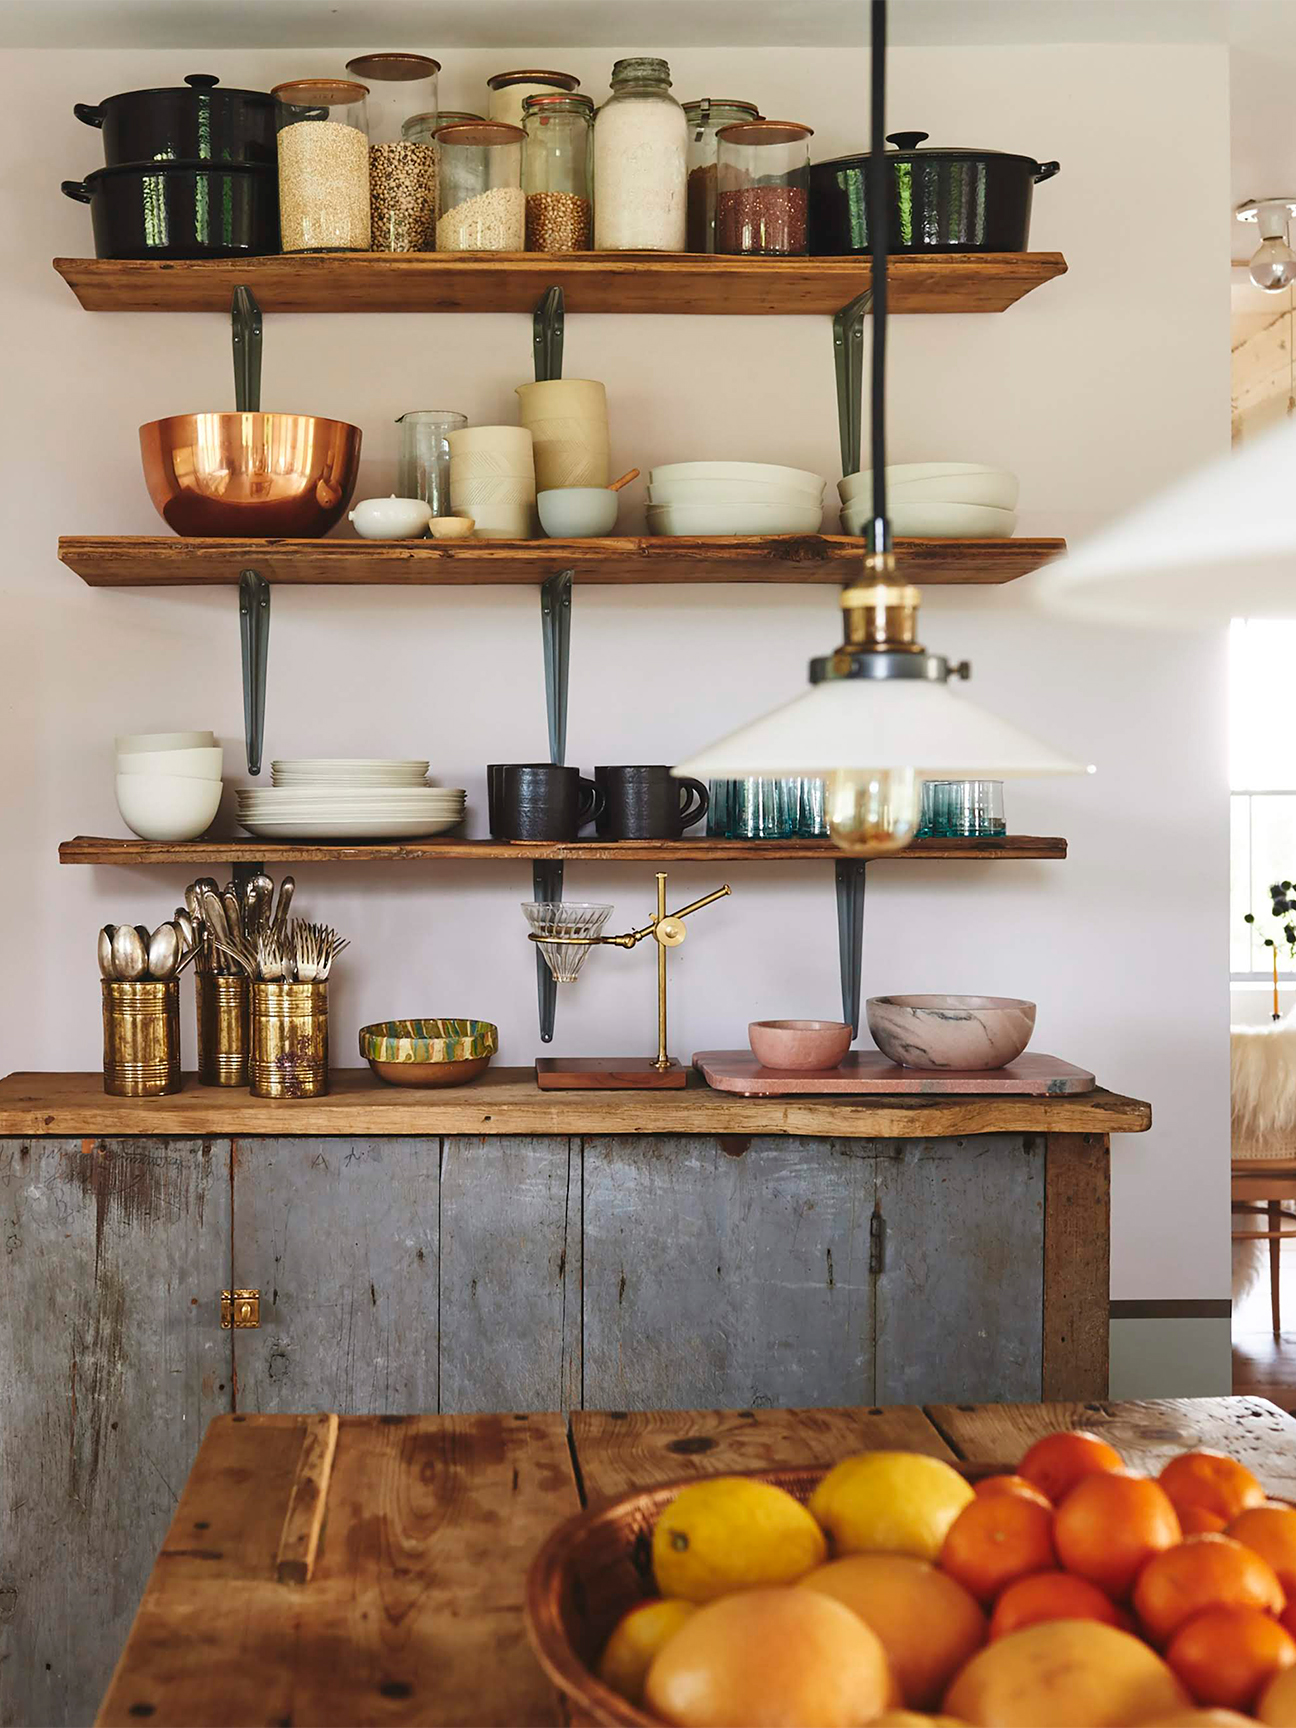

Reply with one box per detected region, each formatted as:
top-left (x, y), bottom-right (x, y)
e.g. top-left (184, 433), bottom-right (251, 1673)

top-left (359, 1018), bottom-right (498, 1087)
top-left (748, 1019), bottom-right (852, 1072)
top-left (866, 994), bottom-right (1036, 1071)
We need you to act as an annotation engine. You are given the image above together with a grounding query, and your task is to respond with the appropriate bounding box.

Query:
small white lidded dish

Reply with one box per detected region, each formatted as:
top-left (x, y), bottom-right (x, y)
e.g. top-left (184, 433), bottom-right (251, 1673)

top-left (348, 496), bottom-right (434, 540)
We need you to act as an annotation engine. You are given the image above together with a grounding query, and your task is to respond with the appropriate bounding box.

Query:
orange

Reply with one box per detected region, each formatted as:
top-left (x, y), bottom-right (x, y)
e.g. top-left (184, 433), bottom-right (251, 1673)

top-left (1180, 1506), bottom-right (1229, 1535)
top-left (1054, 1470), bottom-right (1182, 1599)
top-left (939, 1494), bottom-right (1056, 1604)
top-left (973, 1474), bottom-right (1053, 1511)
top-left (1018, 1429), bottom-right (1125, 1505)
top-left (1160, 1451), bottom-right (1267, 1525)
top-left (798, 1553), bottom-right (985, 1710)
top-left (598, 1598), bottom-right (697, 1706)
top-left (1230, 1504), bottom-right (1296, 1594)
top-left (989, 1569), bottom-right (1123, 1639)
top-left (1134, 1533), bottom-right (1286, 1645)
top-left (943, 1619), bottom-right (1188, 1725)
top-left (1260, 1665), bottom-right (1296, 1723)
top-left (1166, 1605), bottom-right (1296, 1711)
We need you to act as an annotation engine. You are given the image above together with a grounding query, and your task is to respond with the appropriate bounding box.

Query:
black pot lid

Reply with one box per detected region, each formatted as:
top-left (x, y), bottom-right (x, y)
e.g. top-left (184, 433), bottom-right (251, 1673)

top-left (94, 74), bottom-right (274, 104)
top-left (814, 132), bottom-right (1043, 168)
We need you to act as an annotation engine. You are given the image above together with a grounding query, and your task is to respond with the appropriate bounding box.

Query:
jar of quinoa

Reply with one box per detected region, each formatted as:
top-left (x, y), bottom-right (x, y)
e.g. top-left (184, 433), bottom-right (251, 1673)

top-left (345, 53), bottom-right (440, 252)
top-left (715, 119), bottom-right (813, 256)
top-left (435, 121), bottom-right (525, 251)
top-left (273, 78), bottom-right (371, 252)
top-left (523, 92), bottom-right (594, 252)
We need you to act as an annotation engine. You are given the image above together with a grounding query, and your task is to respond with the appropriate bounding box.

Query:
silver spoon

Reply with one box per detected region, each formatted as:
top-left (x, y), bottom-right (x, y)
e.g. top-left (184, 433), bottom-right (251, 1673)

top-left (98, 926), bottom-right (116, 978)
top-left (111, 924), bottom-right (147, 981)
top-left (272, 875), bottom-right (295, 936)
top-left (147, 922), bottom-right (181, 979)
top-left (174, 908), bottom-right (197, 951)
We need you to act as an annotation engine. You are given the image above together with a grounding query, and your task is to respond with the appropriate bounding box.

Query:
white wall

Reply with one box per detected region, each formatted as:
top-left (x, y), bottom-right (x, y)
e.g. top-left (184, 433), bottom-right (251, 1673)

top-left (1, 43), bottom-right (1231, 1357)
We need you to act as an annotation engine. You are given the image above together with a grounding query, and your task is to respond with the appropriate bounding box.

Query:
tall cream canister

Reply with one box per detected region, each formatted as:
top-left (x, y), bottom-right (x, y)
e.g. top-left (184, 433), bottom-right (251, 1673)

top-left (447, 424), bottom-right (536, 537)
top-left (515, 378), bottom-right (610, 491)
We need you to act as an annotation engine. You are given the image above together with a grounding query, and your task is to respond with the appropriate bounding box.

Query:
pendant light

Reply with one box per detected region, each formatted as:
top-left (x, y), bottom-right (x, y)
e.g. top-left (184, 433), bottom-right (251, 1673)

top-left (673, 0), bottom-right (1089, 854)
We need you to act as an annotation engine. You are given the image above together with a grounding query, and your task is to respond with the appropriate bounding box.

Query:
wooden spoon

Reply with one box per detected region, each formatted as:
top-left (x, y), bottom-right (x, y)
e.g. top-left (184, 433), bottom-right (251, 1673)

top-left (607, 469), bottom-right (640, 492)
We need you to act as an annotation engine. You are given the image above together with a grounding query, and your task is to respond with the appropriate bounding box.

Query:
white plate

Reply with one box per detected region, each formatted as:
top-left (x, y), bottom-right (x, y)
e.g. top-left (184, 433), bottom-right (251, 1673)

top-left (843, 501), bottom-right (1017, 539)
top-left (240, 786), bottom-right (464, 802)
top-left (648, 480), bottom-right (825, 507)
top-left (648, 461), bottom-right (825, 496)
top-left (840, 470), bottom-right (1018, 511)
top-left (272, 759), bottom-right (429, 772)
top-left (647, 500), bottom-right (824, 536)
top-left (239, 815), bottom-right (466, 840)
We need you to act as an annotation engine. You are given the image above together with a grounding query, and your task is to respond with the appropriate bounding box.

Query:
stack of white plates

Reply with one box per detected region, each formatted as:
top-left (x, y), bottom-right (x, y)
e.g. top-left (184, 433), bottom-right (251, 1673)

top-left (839, 465), bottom-right (1019, 539)
top-left (240, 760), bottom-right (466, 839)
top-left (646, 461), bottom-right (826, 536)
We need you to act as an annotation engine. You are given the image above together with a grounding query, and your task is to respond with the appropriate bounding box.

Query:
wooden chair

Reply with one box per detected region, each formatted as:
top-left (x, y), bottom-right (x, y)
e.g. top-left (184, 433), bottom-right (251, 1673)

top-left (1232, 1122), bottom-right (1296, 1335)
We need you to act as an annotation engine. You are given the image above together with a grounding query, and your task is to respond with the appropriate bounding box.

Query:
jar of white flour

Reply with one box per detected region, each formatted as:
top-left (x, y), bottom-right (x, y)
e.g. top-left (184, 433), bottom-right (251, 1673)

top-left (594, 57), bottom-right (687, 251)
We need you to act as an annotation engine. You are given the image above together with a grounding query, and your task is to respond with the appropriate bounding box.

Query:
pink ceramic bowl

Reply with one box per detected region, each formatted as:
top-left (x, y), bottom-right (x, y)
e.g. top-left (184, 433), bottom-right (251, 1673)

top-left (748, 1019), bottom-right (853, 1072)
top-left (866, 994), bottom-right (1036, 1070)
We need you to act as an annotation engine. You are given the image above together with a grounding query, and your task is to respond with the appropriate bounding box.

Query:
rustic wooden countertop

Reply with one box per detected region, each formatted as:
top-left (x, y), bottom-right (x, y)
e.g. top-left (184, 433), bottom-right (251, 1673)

top-left (95, 1396), bottom-right (1296, 1727)
top-left (0, 1067), bottom-right (1151, 1138)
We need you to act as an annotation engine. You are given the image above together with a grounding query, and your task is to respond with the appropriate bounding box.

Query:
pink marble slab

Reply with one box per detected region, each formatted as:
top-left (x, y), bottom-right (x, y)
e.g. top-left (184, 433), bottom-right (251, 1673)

top-left (692, 1050), bottom-right (1096, 1097)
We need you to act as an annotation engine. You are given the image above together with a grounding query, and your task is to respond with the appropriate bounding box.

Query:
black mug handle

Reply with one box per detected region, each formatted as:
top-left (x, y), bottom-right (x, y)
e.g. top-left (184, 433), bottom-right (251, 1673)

top-left (676, 777), bottom-right (710, 830)
top-left (577, 778), bottom-right (605, 830)
top-left (73, 102), bottom-right (104, 128)
top-left (61, 180), bottom-right (92, 203)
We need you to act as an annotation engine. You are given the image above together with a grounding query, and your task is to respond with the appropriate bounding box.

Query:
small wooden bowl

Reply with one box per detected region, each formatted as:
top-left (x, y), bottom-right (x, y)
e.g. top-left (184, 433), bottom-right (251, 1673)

top-left (358, 1017), bottom-right (497, 1087)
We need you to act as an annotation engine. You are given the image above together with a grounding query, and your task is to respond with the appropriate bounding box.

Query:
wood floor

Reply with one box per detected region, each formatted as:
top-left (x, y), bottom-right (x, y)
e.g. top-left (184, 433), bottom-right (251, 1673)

top-left (1234, 1233), bottom-right (1296, 1411)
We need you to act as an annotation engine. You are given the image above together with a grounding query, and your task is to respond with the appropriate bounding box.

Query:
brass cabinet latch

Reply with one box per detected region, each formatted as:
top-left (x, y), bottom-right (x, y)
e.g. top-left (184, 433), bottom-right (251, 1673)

top-left (221, 1289), bottom-right (260, 1328)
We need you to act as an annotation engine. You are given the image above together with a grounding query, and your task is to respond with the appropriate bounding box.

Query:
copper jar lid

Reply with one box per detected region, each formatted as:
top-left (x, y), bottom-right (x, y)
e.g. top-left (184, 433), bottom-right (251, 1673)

top-left (715, 120), bottom-right (816, 145)
top-left (435, 121), bottom-right (526, 146)
top-left (487, 69), bottom-right (580, 91)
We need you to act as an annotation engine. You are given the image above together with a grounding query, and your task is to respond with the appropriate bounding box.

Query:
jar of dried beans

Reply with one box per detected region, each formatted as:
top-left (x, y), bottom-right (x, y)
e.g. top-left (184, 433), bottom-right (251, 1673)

top-left (345, 53), bottom-right (440, 252)
top-left (435, 121), bottom-right (525, 251)
top-left (273, 78), bottom-right (371, 252)
top-left (594, 57), bottom-right (687, 252)
top-left (683, 98), bottom-right (760, 251)
top-left (715, 119), bottom-right (813, 256)
top-left (487, 69), bottom-right (580, 129)
top-left (523, 93), bottom-right (594, 252)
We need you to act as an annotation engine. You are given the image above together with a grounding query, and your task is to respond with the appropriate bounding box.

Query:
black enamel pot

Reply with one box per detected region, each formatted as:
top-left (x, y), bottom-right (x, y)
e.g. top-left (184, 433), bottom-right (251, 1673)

top-left (809, 130), bottom-right (1059, 255)
top-left (74, 73), bottom-right (277, 167)
top-left (61, 161), bottom-right (279, 260)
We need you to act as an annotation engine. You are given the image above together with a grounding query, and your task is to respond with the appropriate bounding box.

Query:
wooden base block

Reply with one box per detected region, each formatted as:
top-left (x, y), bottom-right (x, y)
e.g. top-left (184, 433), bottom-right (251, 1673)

top-left (534, 1057), bottom-right (688, 1090)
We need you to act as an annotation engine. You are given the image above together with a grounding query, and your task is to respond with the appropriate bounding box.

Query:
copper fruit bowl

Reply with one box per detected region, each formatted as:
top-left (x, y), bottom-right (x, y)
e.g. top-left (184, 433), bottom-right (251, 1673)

top-left (139, 411), bottom-right (362, 537)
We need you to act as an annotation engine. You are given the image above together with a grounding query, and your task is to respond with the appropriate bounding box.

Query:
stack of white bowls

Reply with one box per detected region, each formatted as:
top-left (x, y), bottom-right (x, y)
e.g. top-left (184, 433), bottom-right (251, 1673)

top-left (646, 462), bottom-right (826, 536)
top-left (447, 425), bottom-right (536, 539)
top-left (115, 729), bottom-right (223, 841)
top-left (238, 760), bottom-right (466, 840)
top-left (839, 465), bottom-right (1019, 538)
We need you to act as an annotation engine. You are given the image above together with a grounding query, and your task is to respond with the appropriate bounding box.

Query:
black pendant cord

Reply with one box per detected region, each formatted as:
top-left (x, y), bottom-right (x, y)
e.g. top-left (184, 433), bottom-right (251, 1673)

top-left (868, 0), bottom-right (891, 553)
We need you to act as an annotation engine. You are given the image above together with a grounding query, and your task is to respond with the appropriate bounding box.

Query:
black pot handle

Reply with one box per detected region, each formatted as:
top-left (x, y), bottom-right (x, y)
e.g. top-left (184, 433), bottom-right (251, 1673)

top-left (61, 180), bottom-right (92, 204)
top-left (886, 131), bottom-right (929, 151)
top-left (73, 102), bottom-right (103, 128)
top-left (1034, 160), bottom-right (1061, 182)
top-left (185, 74), bottom-right (221, 90)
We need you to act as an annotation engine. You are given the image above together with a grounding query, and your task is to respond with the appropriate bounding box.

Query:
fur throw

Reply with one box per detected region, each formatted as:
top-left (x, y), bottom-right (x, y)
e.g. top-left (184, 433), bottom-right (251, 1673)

top-left (1233, 1016), bottom-right (1296, 1138)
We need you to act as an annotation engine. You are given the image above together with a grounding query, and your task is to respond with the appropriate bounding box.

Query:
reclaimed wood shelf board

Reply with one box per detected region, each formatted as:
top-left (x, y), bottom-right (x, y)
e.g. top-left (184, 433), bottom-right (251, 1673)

top-left (59, 834), bottom-right (1068, 866)
top-left (57, 534), bottom-right (1066, 588)
top-left (0, 1069), bottom-right (1150, 1137)
top-left (52, 251), bottom-right (1067, 316)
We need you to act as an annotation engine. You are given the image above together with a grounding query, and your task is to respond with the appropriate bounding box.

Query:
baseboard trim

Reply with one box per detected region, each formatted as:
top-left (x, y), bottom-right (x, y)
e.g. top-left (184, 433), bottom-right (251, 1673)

top-left (1109, 1298), bottom-right (1232, 1320)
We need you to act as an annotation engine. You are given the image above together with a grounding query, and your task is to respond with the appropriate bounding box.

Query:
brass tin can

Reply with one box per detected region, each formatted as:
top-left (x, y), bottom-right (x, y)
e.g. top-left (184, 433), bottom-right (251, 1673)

top-left (102, 979), bottom-right (181, 1097)
top-left (197, 972), bottom-right (251, 1087)
top-left (250, 980), bottom-right (329, 1099)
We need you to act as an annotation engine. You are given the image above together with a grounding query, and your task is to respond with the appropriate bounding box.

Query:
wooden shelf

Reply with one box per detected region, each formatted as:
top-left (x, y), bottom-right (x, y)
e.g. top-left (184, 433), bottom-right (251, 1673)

top-left (52, 252), bottom-right (1067, 317)
top-left (58, 534), bottom-right (1065, 588)
top-left (59, 835), bottom-right (1067, 866)
top-left (0, 1068), bottom-right (1148, 1139)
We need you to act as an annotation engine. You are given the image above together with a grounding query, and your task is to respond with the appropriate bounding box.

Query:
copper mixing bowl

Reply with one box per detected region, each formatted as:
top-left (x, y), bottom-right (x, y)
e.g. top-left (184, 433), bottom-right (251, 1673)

top-left (139, 411), bottom-right (362, 537)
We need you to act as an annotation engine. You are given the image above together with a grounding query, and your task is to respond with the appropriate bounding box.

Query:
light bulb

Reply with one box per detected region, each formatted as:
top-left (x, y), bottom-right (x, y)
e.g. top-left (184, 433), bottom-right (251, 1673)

top-left (1251, 236), bottom-right (1296, 292)
top-left (825, 768), bottom-right (921, 855)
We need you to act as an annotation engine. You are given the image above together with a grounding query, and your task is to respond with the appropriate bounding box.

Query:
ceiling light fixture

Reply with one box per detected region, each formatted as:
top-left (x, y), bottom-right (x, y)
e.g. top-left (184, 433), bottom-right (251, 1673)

top-left (1237, 197), bottom-right (1296, 292)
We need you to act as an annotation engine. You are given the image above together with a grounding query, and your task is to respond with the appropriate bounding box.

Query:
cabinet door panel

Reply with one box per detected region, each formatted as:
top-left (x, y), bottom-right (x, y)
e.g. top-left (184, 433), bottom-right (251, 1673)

top-left (231, 1137), bottom-right (438, 1413)
top-left (0, 1136), bottom-right (231, 1728)
top-left (583, 1136), bottom-right (874, 1411)
top-left (874, 1134), bottom-right (1044, 1405)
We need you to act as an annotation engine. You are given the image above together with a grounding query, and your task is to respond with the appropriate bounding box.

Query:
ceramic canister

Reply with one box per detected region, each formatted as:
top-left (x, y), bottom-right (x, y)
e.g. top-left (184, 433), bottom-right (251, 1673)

top-left (447, 424), bottom-right (536, 537)
top-left (515, 379), bottom-right (609, 490)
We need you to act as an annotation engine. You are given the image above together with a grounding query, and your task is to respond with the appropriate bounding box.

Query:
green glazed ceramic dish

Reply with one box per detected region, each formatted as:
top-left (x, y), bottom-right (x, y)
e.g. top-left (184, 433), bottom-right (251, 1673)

top-left (359, 1018), bottom-right (498, 1087)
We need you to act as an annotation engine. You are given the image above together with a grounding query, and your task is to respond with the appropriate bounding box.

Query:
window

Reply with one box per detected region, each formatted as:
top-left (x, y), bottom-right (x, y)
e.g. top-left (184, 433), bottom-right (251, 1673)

top-left (1232, 619), bottom-right (1296, 976)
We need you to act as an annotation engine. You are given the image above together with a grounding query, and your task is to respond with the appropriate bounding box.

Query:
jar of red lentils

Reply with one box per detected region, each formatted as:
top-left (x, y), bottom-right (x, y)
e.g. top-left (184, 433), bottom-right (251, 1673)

top-left (715, 119), bottom-right (814, 256)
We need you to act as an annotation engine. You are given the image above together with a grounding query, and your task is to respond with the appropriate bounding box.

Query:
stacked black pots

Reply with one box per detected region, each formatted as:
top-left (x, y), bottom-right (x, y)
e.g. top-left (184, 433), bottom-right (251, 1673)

top-left (62, 73), bottom-right (280, 259)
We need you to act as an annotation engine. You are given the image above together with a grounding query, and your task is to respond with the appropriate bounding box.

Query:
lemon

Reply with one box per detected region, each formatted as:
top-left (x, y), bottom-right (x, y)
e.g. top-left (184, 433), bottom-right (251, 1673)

top-left (598, 1598), bottom-right (697, 1705)
top-left (809, 1452), bottom-right (974, 1561)
top-left (651, 1477), bottom-right (828, 1602)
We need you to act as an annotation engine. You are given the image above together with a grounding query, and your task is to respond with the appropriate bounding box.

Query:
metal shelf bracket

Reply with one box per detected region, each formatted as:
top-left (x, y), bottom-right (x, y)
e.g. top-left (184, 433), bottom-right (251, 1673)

top-left (834, 857), bottom-right (867, 1035)
top-left (533, 859), bottom-right (564, 1042)
top-left (833, 288), bottom-right (873, 477)
top-left (534, 286), bottom-right (565, 382)
top-left (231, 285), bottom-right (262, 412)
top-left (238, 569), bottom-right (271, 775)
top-left (540, 569), bottom-right (574, 767)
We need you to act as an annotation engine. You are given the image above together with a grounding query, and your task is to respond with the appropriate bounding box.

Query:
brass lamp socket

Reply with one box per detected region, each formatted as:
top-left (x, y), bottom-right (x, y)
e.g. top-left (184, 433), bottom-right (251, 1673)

top-left (839, 580), bottom-right (925, 654)
top-left (102, 979), bottom-right (181, 1098)
top-left (197, 972), bottom-right (251, 1088)
top-left (250, 980), bottom-right (329, 1100)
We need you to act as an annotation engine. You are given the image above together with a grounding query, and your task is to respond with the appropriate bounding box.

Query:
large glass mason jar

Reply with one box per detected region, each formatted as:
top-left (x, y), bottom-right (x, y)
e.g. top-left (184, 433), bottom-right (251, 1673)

top-left (273, 78), bottom-right (371, 252)
top-left (594, 57), bottom-right (687, 251)
top-left (716, 119), bottom-right (813, 255)
top-left (523, 93), bottom-right (594, 251)
top-left (345, 53), bottom-right (440, 251)
top-left (683, 98), bottom-right (760, 251)
top-left (435, 122), bottom-right (525, 250)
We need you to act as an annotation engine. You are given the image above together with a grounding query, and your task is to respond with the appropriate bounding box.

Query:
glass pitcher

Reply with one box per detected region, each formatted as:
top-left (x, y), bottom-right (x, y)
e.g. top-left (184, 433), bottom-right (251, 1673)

top-left (396, 409), bottom-right (467, 516)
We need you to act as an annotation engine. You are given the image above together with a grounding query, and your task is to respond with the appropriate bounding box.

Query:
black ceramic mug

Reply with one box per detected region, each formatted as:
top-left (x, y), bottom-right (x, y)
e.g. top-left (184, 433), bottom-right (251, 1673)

top-left (488, 764), bottom-right (603, 841)
top-left (594, 765), bottom-right (710, 839)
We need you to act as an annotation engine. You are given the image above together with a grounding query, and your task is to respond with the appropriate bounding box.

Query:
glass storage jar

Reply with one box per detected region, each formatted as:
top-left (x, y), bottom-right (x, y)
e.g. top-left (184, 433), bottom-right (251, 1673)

top-left (594, 57), bottom-right (687, 251)
top-left (716, 119), bottom-right (813, 255)
top-left (435, 121), bottom-right (525, 250)
top-left (345, 53), bottom-right (440, 251)
top-left (273, 78), bottom-right (371, 252)
top-left (396, 408), bottom-right (467, 517)
top-left (523, 93), bottom-right (594, 251)
top-left (487, 68), bottom-right (580, 129)
top-left (683, 98), bottom-right (760, 251)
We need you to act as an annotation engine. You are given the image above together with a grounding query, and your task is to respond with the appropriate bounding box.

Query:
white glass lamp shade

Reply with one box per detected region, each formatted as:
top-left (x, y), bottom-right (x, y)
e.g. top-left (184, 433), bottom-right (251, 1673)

top-left (1037, 417), bottom-right (1296, 627)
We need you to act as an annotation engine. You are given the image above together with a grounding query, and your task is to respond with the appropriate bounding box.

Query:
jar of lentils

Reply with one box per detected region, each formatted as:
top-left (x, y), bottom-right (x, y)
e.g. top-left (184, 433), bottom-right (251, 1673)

top-left (523, 93), bottom-right (594, 252)
top-left (715, 119), bottom-right (813, 256)
top-left (273, 78), bottom-right (371, 252)
top-left (487, 68), bottom-right (580, 128)
top-left (435, 121), bottom-right (525, 251)
top-left (683, 98), bottom-right (760, 251)
top-left (594, 57), bottom-right (687, 251)
top-left (345, 53), bottom-right (440, 252)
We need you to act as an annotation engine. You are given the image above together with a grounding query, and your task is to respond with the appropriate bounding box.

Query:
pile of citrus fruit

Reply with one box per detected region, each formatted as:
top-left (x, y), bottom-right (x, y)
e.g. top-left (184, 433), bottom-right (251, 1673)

top-left (593, 1431), bottom-right (1296, 1727)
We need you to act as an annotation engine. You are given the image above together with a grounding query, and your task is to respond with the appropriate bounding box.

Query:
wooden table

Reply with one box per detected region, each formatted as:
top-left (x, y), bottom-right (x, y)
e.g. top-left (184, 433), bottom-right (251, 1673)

top-left (95, 1397), bottom-right (1296, 1727)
